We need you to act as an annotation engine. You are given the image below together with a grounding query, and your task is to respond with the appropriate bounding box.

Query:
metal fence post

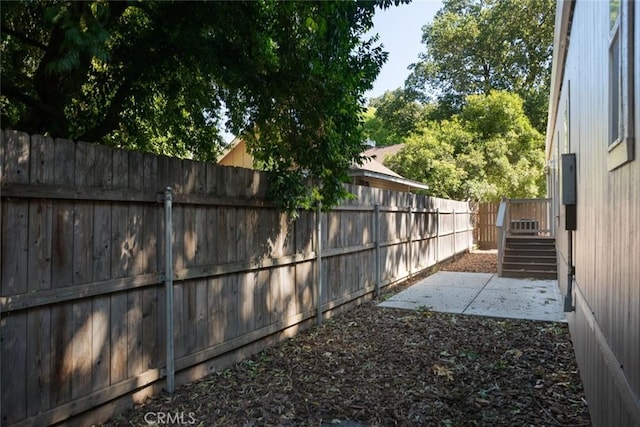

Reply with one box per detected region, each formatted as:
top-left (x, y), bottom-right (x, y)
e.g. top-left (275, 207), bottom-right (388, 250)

top-left (408, 205), bottom-right (413, 278)
top-left (163, 187), bottom-right (175, 394)
top-left (436, 208), bottom-right (440, 263)
top-left (468, 204), bottom-right (473, 251)
top-left (374, 204), bottom-right (381, 297)
top-left (316, 202), bottom-right (323, 326)
top-left (453, 208), bottom-right (456, 258)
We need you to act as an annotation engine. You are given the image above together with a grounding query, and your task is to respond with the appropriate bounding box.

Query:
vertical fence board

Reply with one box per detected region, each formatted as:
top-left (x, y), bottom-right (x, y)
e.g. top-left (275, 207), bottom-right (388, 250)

top-left (109, 292), bottom-right (128, 385)
top-left (46, 139), bottom-right (76, 411)
top-left (142, 288), bottom-right (157, 374)
top-left (1, 199), bottom-right (28, 296)
top-left (126, 290), bottom-right (143, 377)
top-left (70, 142), bottom-right (95, 401)
top-left (28, 135), bottom-right (54, 293)
top-left (91, 296), bottom-right (110, 391)
top-left (1, 132), bottom-right (29, 297)
top-left (51, 139), bottom-right (75, 289)
top-left (50, 301), bottom-right (73, 405)
top-left (208, 277), bottom-right (223, 347)
top-left (173, 281), bottom-right (185, 359)
top-left (73, 142), bottom-right (95, 285)
top-left (195, 280), bottom-right (207, 351)
top-left (71, 299), bottom-right (92, 399)
top-left (1, 312), bottom-right (28, 423)
top-left (185, 280), bottom-right (197, 355)
top-left (238, 272), bottom-right (255, 336)
top-left (223, 275), bottom-right (239, 341)
top-left (29, 134), bottom-right (54, 183)
top-left (111, 150), bottom-right (129, 279)
top-left (142, 155), bottom-right (160, 370)
top-left (128, 151), bottom-right (145, 276)
top-left (26, 307), bottom-right (51, 416)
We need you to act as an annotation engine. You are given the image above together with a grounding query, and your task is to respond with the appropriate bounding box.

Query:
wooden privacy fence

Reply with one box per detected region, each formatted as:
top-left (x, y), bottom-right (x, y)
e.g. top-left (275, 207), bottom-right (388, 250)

top-left (471, 202), bottom-right (500, 249)
top-left (0, 130), bottom-right (473, 426)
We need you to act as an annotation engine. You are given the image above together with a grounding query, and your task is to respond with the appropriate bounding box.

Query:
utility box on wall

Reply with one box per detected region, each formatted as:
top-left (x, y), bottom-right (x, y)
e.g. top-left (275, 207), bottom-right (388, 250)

top-left (561, 153), bottom-right (577, 230)
top-left (562, 153), bottom-right (577, 205)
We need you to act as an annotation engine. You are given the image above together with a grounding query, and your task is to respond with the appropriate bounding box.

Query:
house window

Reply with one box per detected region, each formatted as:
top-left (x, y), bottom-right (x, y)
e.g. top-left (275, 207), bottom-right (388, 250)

top-left (608, 0), bottom-right (635, 170)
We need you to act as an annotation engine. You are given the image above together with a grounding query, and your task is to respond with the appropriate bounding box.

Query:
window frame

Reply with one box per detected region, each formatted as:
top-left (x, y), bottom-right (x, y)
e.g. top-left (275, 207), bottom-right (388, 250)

top-left (608, 0), bottom-right (635, 171)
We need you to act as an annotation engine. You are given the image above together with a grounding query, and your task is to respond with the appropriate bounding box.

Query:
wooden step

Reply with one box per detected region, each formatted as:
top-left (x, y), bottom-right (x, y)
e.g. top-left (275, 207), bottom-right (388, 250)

top-left (502, 261), bottom-right (557, 272)
top-left (506, 235), bottom-right (555, 243)
top-left (504, 248), bottom-right (556, 258)
top-left (500, 236), bottom-right (557, 279)
top-left (501, 269), bottom-right (558, 280)
top-left (506, 240), bottom-right (556, 249)
top-left (503, 254), bottom-right (556, 262)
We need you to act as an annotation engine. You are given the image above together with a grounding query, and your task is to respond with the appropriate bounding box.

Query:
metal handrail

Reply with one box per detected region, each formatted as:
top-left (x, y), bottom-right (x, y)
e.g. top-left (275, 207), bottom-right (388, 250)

top-left (496, 198), bottom-right (508, 276)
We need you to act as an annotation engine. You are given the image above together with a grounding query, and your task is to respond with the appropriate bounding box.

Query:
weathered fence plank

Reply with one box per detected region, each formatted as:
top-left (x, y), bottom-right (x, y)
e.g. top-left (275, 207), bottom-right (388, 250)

top-left (26, 307), bottom-right (51, 416)
top-left (110, 293), bottom-right (128, 384)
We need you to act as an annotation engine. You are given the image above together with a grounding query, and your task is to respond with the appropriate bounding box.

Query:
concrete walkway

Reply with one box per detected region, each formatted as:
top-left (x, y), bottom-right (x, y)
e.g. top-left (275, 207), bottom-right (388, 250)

top-left (378, 271), bottom-right (566, 322)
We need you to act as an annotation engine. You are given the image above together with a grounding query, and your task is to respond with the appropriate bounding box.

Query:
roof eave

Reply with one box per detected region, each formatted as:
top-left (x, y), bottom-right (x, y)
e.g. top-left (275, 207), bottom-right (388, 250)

top-left (545, 0), bottom-right (576, 161)
top-left (348, 169), bottom-right (430, 191)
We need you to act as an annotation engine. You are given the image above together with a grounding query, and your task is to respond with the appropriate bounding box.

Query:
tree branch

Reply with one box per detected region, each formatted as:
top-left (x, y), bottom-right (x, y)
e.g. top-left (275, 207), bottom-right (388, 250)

top-left (0, 83), bottom-right (62, 120)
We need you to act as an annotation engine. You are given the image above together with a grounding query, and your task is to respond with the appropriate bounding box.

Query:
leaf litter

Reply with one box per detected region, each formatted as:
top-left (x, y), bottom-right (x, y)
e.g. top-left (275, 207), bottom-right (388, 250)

top-left (105, 251), bottom-right (590, 426)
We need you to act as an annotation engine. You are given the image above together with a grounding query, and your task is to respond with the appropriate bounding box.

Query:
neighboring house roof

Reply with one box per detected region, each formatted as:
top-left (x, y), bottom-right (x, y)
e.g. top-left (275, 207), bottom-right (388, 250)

top-left (348, 156), bottom-right (429, 191)
top-left (362, 144), bottom-right (405, 163)
top-left (349, 143), bottom-right (429, 191)
top-left (356, 156), bottom-right (404, 178)
top-left (217, 138), bottom-right (428, 192)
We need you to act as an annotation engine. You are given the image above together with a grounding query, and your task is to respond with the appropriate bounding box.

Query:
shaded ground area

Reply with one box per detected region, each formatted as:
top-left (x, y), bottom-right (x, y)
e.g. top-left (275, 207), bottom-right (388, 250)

top-left (106, 251), bottom-right (590, 426)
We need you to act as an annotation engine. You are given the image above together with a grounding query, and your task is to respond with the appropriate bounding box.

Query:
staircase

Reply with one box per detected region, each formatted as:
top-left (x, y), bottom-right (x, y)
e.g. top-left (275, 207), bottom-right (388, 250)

top-left (501, 236), bottom-right (557, 280)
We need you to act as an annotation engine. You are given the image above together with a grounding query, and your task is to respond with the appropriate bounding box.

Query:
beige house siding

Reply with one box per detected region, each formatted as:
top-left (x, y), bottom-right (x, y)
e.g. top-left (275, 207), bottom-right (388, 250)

top-left (218, 139), bottom-right (254, 168)
top-left (546, 1), bottom-right (640, 425)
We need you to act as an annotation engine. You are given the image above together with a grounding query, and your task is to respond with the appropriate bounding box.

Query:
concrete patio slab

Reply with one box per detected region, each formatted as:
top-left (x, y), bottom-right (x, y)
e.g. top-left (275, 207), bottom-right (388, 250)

top-left (378, 272), bottom-right (492, 313)
top-left (379, 271), bottom-right (566, 322)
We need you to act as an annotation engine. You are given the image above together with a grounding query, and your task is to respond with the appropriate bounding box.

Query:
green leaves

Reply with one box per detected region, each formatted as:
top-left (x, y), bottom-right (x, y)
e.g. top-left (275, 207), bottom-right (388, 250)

top-left (1, 0), bottom-right (409, 210)
top-left (384, 91), bottom-right (545, 201)
top-left (406, 0), bottom-right (554, 132)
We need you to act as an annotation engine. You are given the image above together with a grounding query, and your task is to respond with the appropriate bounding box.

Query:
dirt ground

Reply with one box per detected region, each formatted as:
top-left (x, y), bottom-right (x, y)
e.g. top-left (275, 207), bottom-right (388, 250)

top-left (105, 251), bottom-right (590, 426)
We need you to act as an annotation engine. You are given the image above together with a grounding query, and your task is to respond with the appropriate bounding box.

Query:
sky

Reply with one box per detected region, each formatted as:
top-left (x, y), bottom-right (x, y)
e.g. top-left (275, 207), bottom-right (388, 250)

top-left (365, 0), bottom-right (443, 100)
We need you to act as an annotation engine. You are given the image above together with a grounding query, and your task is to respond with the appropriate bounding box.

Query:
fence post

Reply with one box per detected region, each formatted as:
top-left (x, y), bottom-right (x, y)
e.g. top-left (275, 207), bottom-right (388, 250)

top-left (163, 187), bottom-right (175, 394)
top-left (316, 202), bottom-right (323, 326)
top-left (408, 205), bottom-right (413, 278)
top-left (453, 208), bottom-right (456, 258)
top-left (468, 204), bottom-right (473, 251)
top-left (436, 208), bottom-right (440, 263)
top-left (374, 204), bottom-right (381, 297)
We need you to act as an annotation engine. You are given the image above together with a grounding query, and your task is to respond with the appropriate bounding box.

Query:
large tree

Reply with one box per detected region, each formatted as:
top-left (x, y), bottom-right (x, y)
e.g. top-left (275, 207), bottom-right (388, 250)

top-left (362, 88), bottom-right (432, 146)
top-left (385, 91), bottom-right (545, 201)
top-left (405, 0), bottom-right (554, 132)
top-left (1, 0), bottom-right (407, 210)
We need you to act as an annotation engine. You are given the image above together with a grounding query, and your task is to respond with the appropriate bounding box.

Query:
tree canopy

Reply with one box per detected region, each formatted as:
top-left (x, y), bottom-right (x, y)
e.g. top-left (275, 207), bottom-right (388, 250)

top-left (405, 0), bottom-right (555, 132)
top-left (1, 0), bottom-right (407, 210)
top-left (385, 91), bottom-right (545, 201)
top-left (362, 88), bottom-right (433, 146)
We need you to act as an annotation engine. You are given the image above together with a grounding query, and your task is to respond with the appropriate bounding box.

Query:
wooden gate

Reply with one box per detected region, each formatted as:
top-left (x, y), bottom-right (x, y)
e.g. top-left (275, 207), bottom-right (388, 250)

top-left (472, 202), bottom-right (499, 249)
